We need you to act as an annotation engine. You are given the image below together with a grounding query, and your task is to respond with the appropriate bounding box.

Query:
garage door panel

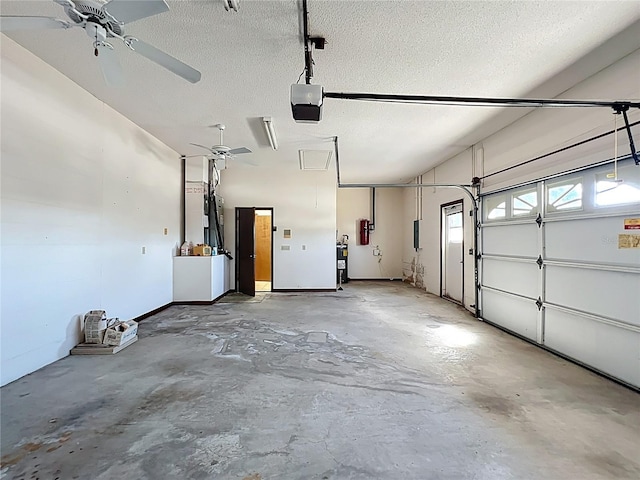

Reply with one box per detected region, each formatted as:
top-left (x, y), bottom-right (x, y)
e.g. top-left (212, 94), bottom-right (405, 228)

top-left (480, 160), bottom-right (639, 389)
top-left (545, 308), bottom-right (640, 387)
top-left (482, 289), bottom-right (538, 341)
top-left (482, 258), bottom-right (538, 299)
top-left (546, 217), bottom-right (640, 265)
top-left (483, 224), bottom-right (538, 257)
top-left (546, 266), bottom-right (640, 325)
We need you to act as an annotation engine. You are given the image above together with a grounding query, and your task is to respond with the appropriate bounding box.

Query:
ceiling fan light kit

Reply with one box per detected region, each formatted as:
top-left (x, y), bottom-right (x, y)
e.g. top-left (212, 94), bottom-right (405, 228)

top-left (262, 117), bottom-right (279, 150)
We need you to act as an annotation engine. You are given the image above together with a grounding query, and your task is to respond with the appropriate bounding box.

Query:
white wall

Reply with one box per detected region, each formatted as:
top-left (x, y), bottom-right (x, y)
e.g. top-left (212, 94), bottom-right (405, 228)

top-left (337, 188), bottom-right (403, 279)
top-left (403, 49), bottom-right (640, 313)
top-left (0, 38), bottom-right (181, 386)
top-left (219, 167), bottom-right (336, 290)
top-left (401, 151), bottom-right (477, 309)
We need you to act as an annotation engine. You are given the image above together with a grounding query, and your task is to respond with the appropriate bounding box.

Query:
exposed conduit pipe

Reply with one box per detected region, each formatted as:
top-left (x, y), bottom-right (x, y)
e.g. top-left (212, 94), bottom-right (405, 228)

top-left (370, 187), bottom-right (376, 230)
top-left (332, 137), bottom-right (480, 318)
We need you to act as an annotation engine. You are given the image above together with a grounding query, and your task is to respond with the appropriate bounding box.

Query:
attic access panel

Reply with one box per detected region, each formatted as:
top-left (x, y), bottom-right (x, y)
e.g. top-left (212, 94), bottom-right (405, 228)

top-left (299, 150), bottom-right (332, 171)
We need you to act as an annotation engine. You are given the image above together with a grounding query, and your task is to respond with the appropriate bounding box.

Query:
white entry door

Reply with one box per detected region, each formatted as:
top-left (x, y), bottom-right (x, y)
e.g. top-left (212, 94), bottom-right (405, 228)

top-left (442, 203), bottom-right (464, 303)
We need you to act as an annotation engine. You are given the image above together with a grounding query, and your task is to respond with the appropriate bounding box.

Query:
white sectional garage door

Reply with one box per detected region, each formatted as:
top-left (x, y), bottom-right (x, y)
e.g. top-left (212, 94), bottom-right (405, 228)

top-left (480, 159), bottom-right (640, 389)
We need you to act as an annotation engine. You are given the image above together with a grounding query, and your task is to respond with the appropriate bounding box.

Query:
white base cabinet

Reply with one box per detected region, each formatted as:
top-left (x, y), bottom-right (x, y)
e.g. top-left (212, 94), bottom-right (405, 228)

top-left (173, 256), bottom-right (230, 302)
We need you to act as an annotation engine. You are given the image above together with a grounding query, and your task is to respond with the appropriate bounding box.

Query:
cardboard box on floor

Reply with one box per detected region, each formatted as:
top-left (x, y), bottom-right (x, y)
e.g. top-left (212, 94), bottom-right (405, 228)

top-left (103, 320), bottom-right (138, 347)
top-left (84, 310), bottom-right (107, 344)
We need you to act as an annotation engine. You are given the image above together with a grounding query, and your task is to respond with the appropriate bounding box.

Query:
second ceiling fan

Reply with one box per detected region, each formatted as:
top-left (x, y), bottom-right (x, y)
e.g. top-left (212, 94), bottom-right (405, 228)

top-left (190, 124), bottom-right (253, 165)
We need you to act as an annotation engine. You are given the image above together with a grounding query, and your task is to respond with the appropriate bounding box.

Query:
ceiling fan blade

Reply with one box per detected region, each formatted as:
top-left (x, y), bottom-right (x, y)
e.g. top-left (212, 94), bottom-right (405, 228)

top-left (96, 44), bottom-right (125, 87)
top-left (0, 16), bottom-right (69, 31)
top-left (190, 143), bottom-right (213, 152)
top-left (103, 0), bottom-right (169, 24)
top-left (126, 37), bottom-right (201, 83)
top-left (229, 147), bottom-right (252, 155)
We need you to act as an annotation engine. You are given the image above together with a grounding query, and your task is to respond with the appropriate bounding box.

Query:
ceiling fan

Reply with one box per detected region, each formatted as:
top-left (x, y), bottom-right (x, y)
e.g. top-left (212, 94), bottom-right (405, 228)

top-left (190, 124), bottom-right (254, 165)
top-left (0, 0), bottom-right (201, 85)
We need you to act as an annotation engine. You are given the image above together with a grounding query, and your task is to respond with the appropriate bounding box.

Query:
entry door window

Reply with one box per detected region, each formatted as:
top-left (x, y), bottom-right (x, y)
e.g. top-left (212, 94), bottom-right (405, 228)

top-left (447, 212), bottom-right (463, 243)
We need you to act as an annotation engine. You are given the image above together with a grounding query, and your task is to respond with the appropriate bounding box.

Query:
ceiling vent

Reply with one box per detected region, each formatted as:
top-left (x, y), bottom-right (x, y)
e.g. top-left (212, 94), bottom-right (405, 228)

top-left (299, 150), bottom-right (332, 171)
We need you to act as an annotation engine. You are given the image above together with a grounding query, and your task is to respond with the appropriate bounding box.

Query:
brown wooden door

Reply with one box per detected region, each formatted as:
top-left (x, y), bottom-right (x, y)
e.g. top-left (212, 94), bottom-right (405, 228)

top-left (236, 207), bottom-right (255, 296)
top-left (254, 212), bottom-right (272, 282)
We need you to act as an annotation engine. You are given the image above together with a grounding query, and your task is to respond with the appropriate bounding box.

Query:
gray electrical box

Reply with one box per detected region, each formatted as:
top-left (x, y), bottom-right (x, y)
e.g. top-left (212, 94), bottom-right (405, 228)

top-left (413, 220), bottom-right (420, 250)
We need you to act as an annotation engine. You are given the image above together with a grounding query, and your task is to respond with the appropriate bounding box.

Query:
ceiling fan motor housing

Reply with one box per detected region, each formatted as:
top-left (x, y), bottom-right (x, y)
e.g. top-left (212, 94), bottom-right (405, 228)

top-left (65, 0), bottom-right (123, 36)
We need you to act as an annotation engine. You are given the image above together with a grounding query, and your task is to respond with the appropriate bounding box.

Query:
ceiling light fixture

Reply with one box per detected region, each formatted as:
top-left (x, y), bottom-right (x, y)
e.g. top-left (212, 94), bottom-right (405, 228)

top-left (262, 117), bottom-right (278, 150)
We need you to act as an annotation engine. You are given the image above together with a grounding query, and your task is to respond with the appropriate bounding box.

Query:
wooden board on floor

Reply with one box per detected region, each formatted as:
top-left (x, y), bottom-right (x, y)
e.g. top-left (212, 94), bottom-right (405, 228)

top-left (71, 336), bottom-right (138, 355)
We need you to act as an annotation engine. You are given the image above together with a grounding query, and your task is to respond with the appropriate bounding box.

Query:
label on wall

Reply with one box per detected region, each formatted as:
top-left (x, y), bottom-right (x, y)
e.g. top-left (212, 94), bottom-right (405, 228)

top-left (618, 234), bottom-right (640, 249)
top-left (624, 218), bottom-right (640, 230)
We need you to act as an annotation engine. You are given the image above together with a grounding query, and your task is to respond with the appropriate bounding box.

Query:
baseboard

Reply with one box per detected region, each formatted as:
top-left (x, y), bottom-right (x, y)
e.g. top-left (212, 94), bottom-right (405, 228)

top-left (272, 288), bottom-right (337, 293)
top-left (347, 278), bottom-right (403, 281)
top-left (132, 302), bottom-right (173, 323)
top-left (172, 300), bottom-right (217, 305)
top-left (173, 290), bottom-right (232, 306)
top-left (135, 291), bottom-right (233, 320)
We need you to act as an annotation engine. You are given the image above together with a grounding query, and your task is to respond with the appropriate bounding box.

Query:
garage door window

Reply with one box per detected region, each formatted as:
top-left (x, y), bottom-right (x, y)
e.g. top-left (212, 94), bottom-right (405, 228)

top-left (595, 165), bottom-right (640, 207)
top-left (547, 178), bottom-right (582, 212)
top-left (512, 189), bottom-right (538, 217)
top-left (484, 194), bottom-right (506, 221)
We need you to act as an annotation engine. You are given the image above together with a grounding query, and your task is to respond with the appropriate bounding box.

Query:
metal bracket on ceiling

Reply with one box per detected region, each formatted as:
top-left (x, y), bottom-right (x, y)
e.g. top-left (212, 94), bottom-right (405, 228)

top-left (612, 103), bottom-right (639, 165)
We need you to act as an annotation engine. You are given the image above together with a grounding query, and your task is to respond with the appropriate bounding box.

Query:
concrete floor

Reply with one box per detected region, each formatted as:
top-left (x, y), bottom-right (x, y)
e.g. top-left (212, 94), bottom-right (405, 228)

top-left (1, 281), bottom-right (639, 480)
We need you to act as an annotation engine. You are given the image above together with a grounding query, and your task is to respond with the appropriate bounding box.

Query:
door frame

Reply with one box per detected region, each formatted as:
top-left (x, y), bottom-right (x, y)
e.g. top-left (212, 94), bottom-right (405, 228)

top-left (440, 199), bottom-right (464, 306)
top-left (254, 207), bottom-right (274, 291)
top-left (235, 207), bottom-right (274, 293)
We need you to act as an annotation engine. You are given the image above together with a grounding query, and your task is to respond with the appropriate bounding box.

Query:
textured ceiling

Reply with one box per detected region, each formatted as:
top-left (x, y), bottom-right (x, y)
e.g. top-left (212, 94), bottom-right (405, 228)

top-left (2, 0), bottom-right (640, 183)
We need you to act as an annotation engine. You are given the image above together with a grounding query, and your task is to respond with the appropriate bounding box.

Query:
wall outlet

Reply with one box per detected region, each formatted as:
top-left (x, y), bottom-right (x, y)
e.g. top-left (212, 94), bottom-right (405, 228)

top-left (142, 246), bottom-right (146, 254)
top-left (163, 228), bottom-right (168, 235)
top-left (302, 245), bottom-right (307, 250)
top-left (373, 248), bottom-right (381, 256)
